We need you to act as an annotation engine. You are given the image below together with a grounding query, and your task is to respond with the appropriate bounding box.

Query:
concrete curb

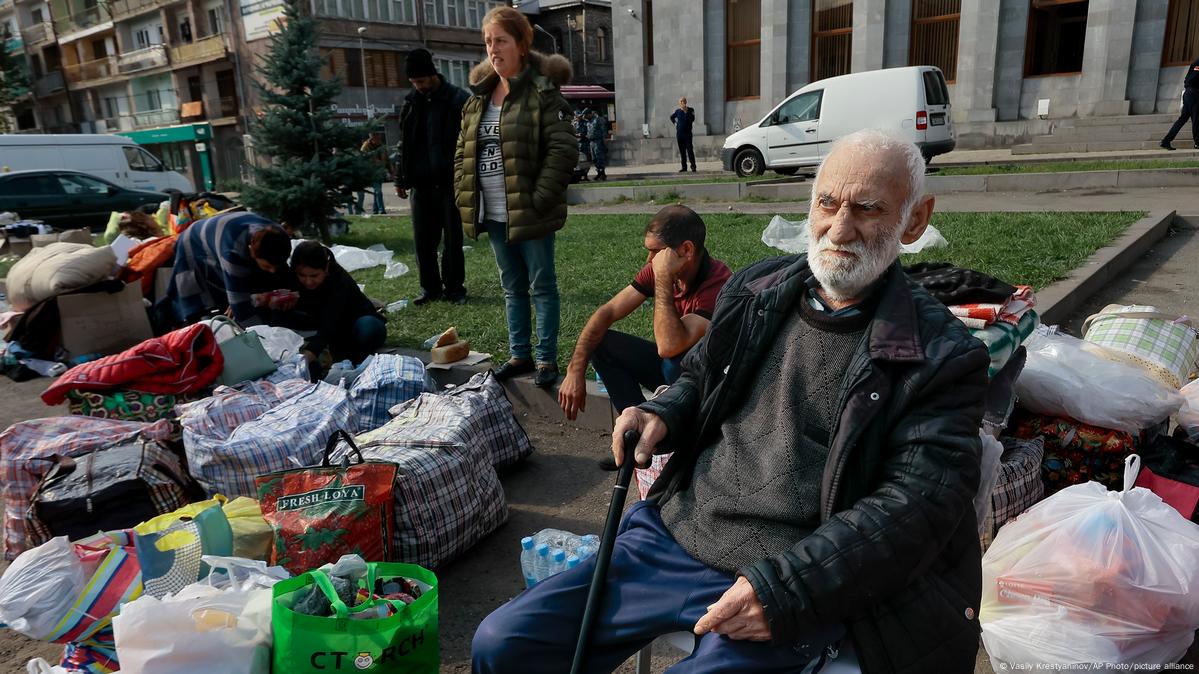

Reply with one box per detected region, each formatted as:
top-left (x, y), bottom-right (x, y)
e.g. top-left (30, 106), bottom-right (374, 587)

top-left (401, 211), bottom-right (1176, 430)
top-left (1036, 210), bottom-right (1176, 326)
top-left (567, 168), bottom-right (1199, 204)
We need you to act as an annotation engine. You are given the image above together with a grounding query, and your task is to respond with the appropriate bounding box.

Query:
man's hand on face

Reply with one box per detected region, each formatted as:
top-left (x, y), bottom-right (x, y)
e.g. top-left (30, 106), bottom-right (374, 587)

top-left (651, 246), bottom-right (685, 282)
top-left (557, 368), bottom-right (587, 421)
top-left (693, 576), bottom-right (772, 641)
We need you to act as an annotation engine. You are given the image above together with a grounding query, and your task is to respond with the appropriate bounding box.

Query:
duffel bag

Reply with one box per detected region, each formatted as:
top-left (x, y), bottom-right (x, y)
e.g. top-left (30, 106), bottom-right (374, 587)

top-left (332, 397), bottom-right (508, 568)
top-left (1082, 304), bottom-right (1199, 389)
top-left (26, 438), bottom-right (201, 547)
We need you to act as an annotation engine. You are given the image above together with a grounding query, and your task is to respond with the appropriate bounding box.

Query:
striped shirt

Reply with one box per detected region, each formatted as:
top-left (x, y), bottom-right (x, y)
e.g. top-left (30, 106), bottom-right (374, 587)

top-left (477, 102), bottom-right (507, 223)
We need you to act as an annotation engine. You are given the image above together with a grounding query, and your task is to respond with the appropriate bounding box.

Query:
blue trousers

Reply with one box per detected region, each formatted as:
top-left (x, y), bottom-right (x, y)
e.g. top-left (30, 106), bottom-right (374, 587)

top-left (356, 182), bottom-right (385, 214)
top-left (330, 314), bottom-right (387, 365)
top-left (484, 220), bottom-right (560, 364)
top-left (472, 501), bottom-right (845, 673)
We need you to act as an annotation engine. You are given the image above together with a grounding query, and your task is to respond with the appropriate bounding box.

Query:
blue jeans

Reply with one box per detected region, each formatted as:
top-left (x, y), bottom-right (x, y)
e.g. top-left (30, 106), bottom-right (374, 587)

top-left (484, 220), bottom-right (559, 364)
top-left (356, 182), bottom-right (385, 214)
top-left (472, 501), bottom-right (846, 673)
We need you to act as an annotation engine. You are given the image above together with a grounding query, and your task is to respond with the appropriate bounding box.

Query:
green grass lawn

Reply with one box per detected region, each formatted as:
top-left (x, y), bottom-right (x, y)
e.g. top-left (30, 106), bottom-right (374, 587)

top-left (935, 159), bottom-right (1199, 176)
top-left (338, 210), bottom-right (1143, 367)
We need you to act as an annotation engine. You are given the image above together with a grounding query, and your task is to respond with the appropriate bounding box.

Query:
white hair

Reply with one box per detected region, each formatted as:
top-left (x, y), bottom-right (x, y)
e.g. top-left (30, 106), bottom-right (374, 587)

top-left (810, 128), bottom-right (927, 226)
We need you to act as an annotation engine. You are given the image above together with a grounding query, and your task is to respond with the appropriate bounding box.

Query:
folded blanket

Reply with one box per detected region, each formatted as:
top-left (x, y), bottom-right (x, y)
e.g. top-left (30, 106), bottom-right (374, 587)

top-left (970, 310), bottom-right (1039, 377)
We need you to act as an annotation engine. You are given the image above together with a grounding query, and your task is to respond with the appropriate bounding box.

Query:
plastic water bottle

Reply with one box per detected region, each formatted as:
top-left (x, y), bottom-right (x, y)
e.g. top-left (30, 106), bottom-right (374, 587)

top-left (519, 537), bottom-right (537, 588)
top-left (577, 534), bottom-right (600, 561)
top-left (566, 554), bottom-right (581, 570)
top-left (550, 548), bottom-right (567, 578)
top-left (594, 373), bottom-right (607, 394)
top-left (533, 543), bottom-right (551, 583)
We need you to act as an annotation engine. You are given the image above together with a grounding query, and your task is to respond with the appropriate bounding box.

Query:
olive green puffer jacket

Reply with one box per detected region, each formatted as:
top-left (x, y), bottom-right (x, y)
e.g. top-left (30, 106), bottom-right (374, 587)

top-left (454, 51), bottom-right (577, 243)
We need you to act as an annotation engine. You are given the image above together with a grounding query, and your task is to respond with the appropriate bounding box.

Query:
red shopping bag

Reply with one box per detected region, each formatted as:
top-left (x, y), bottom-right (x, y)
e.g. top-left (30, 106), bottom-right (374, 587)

top-left (256, 430), bottom-right (397, 574)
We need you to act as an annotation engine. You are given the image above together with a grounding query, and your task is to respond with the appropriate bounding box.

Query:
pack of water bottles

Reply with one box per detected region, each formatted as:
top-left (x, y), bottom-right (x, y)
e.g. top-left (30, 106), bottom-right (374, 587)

top-left (518, 529), bottom-right (601, 588)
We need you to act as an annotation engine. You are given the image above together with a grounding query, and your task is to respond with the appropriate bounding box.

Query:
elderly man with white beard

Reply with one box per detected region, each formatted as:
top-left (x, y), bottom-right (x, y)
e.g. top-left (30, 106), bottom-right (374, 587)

top-left (472, 129), bottom-right (991, 674)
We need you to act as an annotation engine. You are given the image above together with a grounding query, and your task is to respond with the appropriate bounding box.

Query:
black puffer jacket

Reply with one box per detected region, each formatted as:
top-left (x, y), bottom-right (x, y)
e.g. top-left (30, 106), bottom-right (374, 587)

top-left (640, 255), bottom-right (990, 674)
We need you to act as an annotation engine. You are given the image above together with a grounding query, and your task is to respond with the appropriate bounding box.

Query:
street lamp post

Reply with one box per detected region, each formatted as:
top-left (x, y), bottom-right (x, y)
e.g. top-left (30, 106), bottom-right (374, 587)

top-left (533, 24), bottom-right (557, 54)
top-left (357, 26), bottom-right (369, 116)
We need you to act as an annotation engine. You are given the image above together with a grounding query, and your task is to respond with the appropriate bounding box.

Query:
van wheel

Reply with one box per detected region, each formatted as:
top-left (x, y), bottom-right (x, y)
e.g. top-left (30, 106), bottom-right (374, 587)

top-left (734, 149), bottom-right (765, 178)
top-left (773, 167), bottom-right (800, 176)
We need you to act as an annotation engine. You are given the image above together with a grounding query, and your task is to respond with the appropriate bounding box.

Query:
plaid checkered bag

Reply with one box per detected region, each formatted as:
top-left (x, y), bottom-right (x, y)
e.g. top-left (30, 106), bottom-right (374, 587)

top-left (349, 354), bottom-right (436, 432)
top-left (980, 436), bottom-right (1046, 550)
top-left (392, 371), bottom-right (532, 469)
top-left (0, 417), bottom-right (174, 560)
top-left (333, 397), bottom-right (509, 568)
top-left (264, 352), bottom-right (311, 385)
top-left (1082, 304), bottom-right (1199, 389)
top-left (180, 380), bottom-right (356, 498)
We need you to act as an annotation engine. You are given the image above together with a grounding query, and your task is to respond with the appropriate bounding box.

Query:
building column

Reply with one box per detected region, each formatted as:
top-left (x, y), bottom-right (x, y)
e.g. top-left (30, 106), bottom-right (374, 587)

top-left (852, 0), bottom-right (886, 72)
top-left (952, 0), bottom-right (1001, 122)
top-left (1077, 0), bottom-right (1138, 117)
top-left (760, 0), bottom-right (789, 105)
top-left (611, 0), bottom-right (646, 142)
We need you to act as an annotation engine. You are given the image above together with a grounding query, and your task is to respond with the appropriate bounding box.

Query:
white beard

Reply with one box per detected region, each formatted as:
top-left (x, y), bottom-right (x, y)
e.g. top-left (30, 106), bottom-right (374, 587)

top-left (808, 222), bottom-right (905, 301)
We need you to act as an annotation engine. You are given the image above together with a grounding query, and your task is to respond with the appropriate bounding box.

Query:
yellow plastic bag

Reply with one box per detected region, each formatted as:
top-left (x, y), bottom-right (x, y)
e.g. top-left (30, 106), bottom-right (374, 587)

top-left (223, 497), bottom-right (273, 562)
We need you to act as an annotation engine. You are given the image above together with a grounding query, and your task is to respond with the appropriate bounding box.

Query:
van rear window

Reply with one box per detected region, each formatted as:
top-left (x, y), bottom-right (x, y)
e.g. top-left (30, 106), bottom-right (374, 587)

top-left (923, 71), bottom-right (948, 107)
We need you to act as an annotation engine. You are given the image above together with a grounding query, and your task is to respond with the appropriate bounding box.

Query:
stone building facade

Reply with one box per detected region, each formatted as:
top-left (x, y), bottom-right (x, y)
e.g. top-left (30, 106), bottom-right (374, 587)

top-left (611, 0), bottom-right (1199, 163)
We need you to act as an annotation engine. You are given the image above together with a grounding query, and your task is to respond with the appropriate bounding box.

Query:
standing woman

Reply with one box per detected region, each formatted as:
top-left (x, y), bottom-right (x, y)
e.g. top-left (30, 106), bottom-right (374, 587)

top-left (455, 6), bottom-right (577, 388)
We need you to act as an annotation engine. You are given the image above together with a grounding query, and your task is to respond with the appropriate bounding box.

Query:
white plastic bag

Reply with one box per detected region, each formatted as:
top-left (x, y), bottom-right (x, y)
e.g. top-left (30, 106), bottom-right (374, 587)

top-left (980, 455), bottom-right (1199, 669)
top-left (762, 215), bottom-right (808, 254)
top-left (329, 243), bottom-right (393, 272)
top-left (25, 659), bottom-right (72, 674)
top-left (112, 555), bottom-right (284, 674)
top-left (1178, 379), bottom-right (1199, 442)
top-left (0, 537), bottom-right (85, 640)
top-left (1014, 328), bottom-right (1183, 433)
top-left (246, 325), bottom-right (304, 362)
top-left (384, 260), bottom-right (410, 279)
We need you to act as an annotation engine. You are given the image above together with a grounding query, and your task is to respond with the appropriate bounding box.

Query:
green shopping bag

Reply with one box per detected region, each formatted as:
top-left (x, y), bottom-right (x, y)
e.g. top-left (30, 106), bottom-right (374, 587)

top-left (272, 562), bottom-right (439, 673)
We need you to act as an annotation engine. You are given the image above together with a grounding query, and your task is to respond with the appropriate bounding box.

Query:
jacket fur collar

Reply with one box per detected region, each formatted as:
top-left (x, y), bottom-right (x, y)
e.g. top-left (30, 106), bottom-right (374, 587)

top-left (468, 51), bottom-right (572, 95)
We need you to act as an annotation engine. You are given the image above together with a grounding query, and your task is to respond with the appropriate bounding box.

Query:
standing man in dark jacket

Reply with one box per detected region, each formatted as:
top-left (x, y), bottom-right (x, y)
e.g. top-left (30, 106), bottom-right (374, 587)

top-left (473, 129), bottom-right (990, 673)
top-left (1160, 55), bottom-right (1199, 151)
top-left (670, 96), bottom-right (697, 172)
top-left (394, 49), bottom-right (471, 305)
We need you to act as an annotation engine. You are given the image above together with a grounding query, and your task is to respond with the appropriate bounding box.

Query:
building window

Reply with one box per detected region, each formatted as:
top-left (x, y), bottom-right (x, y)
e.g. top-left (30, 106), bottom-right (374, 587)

top-left (207, 7), bottom-right (224, 34)
top-left (726, 0), bottom-right (761, 100)
top-left (1024, 0), bottom-right (1088, 77)
top-left (135, 28), bottom-right (150, 49)
top-left (910, 0), bottom-right (960, 81)
top-left (596, 26), bottom-right (607, 62)
top-left (1163, 0), bottom-right (1199, 66)
top-left (321, 48), bottom-right (410, 89)
top-left (420, 0), bottom-right (499, 28)
top-left (645, 0), bottom-right (654, 65)
top-left (434, 57), bottom-right (474, 89)
top-left (812, 0), bottom-right (852, 81)
top-left (394, 0), bottom-right (416, 23)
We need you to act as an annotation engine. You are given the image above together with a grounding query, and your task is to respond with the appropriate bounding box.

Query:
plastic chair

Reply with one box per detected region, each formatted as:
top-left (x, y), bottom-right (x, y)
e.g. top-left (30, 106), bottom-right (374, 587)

top-left (634, 634), bottom-right (860, 673)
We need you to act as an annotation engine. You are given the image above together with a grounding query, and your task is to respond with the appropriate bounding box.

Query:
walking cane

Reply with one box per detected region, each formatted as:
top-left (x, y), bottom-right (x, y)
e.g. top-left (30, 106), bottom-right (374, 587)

top-left (569, 430), bottom-right (640, 674)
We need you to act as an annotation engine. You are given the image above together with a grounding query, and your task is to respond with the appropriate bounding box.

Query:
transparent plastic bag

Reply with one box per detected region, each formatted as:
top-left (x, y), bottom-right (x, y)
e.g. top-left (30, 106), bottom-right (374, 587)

top-left (975, 431), bottom-right (1004, 535)
top-left (329, 244), bottom-right (393, 272)
top-left (1013, 328), bottom-right (1183, 433)
top-left (0, 537), bottom-right (85, 640)
top-left (761, 215), bottom-right (808, 254)
top-left (1178, 379), bottom-right (1199, 442)
top-left (980, 455), bottom-right (1199, 669)
top-left (246, 326), bottom-right (304, 362)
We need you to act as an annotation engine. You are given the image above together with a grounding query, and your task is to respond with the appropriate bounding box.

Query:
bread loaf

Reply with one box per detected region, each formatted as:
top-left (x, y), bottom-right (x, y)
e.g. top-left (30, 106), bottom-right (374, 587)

top-left (431, 339), bottom-right (470, 364)
top-left (434, 326), bottom-right (459, 348)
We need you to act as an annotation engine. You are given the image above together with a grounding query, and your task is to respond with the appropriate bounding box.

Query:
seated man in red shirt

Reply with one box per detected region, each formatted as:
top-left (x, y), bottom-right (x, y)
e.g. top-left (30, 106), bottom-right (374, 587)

top-left (558, 204), bottom-right (732, 468)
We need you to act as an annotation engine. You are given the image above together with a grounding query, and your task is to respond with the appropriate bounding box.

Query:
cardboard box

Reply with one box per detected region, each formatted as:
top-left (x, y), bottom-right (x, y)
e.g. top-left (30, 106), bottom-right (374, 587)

top-left (153, 267), bottom-right (173, 302)
top-left (58, 282), bottom-right (153, 358)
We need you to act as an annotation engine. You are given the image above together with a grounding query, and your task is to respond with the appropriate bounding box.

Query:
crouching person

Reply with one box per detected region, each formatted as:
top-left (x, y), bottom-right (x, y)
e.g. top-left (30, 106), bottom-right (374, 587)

top-left (472, 130), bottom-right (990, 674)
top-left (288, 241), bottom-right (387, 368)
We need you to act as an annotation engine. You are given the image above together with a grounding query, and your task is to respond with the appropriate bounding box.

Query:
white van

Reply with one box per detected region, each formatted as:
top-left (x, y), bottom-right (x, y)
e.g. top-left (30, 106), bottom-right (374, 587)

top-left (721, 66), bottom-right (954, 177)
top-left (0, 134), bottom-right (194, 193)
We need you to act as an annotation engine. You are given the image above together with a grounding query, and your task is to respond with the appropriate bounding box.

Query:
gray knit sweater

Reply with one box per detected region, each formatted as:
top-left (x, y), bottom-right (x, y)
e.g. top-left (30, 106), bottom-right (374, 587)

top-left (659, 297), bottom-right (868, 573)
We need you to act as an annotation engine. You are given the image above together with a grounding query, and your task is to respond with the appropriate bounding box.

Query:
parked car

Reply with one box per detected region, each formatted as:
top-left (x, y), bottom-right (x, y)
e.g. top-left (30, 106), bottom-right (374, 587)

top-left (721, 66), bottom-right (955, 177)
top-left (0, 134), bottom-right (194, 193)
top-left (0, 170), bottom-right (167, 229)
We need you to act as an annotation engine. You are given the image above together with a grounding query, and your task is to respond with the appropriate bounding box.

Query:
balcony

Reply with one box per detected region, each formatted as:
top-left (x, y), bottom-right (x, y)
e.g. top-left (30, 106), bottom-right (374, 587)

top-left (34, 70), bottom-right (66, 97)
top-left (132, 107), bottom-right (180, 128)
top-left (169, 34), bottom-right (225, 65)
top-left (108, 0), bottom-right (181, 20)
top-left (20, 21), bottom-right (55, 47)
top-left (4, 35), bottom-right (21, 54)
top-left (117, 45), bottom-right (168, 74)
top-left (63, 55), bottom-right (118, 84)
top-left (54, 4), bottom-right (113, 40)
top-left (99, 115), bottom-right (136, 132)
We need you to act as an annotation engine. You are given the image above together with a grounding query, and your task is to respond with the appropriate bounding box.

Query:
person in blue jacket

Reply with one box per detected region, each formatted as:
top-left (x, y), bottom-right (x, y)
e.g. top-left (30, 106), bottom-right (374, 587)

top-left (671, 96), bottom-right (697, 172)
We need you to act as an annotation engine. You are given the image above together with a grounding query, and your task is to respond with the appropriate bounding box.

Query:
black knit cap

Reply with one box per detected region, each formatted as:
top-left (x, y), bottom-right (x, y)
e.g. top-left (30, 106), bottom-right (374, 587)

top-left (406, 48), bottom-right (436, 78)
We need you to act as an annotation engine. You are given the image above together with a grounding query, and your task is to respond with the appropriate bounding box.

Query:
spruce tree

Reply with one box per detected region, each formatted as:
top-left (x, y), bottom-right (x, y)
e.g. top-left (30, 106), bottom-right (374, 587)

top-left (0, 28), bottom-right (32, 134)
top-left (241, 0), bottom-right (380, 243)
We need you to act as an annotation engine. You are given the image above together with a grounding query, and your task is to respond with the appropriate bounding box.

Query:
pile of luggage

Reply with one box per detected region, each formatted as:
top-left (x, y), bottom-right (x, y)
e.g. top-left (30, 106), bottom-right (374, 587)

top-left (0, 321), bottom-right (530, 671)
